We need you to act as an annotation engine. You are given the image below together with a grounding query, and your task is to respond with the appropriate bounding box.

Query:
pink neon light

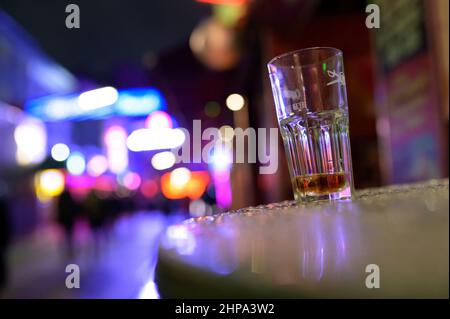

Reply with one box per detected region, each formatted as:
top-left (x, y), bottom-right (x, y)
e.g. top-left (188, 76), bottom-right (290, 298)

top-left (145, 111), bottom-right (173, 129)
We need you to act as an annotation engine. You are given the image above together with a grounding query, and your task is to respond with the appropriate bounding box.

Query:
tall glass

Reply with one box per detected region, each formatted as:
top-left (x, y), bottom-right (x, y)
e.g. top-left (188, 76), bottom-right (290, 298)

top-left (268, 47), bottom-right (354, 202)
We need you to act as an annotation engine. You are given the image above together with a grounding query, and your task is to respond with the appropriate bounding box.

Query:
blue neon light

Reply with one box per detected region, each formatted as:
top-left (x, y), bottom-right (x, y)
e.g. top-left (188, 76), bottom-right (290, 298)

top-left (25, 87), bottom-right (167, 121)
top-left (116, 88), bottom-right (165, 116)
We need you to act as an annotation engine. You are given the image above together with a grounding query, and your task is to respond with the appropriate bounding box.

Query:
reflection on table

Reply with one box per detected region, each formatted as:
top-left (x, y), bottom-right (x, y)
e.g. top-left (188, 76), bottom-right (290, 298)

top-left (157, 179), bottom-right (449, 298)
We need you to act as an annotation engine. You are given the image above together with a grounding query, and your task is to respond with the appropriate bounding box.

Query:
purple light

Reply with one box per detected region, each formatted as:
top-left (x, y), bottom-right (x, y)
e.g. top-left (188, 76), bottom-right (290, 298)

top-left (212, 170), bottom-right (232, 208)
top-left (104, 126), bottom-right (128, 174)
top-left (66, 174), bottom-right (95, 190)
top-left (209, 145), bottom-right (232, 208)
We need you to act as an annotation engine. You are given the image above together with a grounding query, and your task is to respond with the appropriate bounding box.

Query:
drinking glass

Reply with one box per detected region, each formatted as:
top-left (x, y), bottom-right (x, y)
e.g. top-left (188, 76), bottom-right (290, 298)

top-left (268, 47), bottom-right (354, 202)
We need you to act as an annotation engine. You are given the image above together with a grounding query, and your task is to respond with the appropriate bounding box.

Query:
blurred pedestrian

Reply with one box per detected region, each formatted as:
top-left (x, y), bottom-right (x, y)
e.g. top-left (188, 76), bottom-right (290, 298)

top-left (0, 197), bottom-right (10, 292)
top-left (84, 191), bottom-right (104, 258)
top-left (98, 193), bottom-right (118, 242)
top-left (56, 189), bottom-right (78, 259)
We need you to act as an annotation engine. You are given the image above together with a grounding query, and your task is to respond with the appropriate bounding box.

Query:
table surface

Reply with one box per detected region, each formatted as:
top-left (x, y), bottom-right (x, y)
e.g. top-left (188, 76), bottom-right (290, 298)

top-left (156, 179), bottom-right (449, 298)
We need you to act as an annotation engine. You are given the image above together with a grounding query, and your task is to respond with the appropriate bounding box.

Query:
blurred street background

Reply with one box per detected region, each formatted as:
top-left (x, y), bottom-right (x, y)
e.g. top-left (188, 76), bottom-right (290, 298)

top-left (0, 0), bottom-right (448, 298)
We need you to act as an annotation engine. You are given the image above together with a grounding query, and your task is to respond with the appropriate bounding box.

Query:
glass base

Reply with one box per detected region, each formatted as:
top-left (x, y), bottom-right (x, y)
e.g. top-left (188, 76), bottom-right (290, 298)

top-left (293, 185), bottom-right (354, 203)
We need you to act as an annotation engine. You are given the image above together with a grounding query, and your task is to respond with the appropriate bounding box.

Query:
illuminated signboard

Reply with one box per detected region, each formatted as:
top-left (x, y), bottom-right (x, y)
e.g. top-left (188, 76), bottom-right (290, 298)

top-left (24, 87), bottom-right (166, 121)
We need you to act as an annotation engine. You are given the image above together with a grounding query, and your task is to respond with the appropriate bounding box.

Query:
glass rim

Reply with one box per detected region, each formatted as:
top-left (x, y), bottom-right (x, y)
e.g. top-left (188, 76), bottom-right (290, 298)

top-left (267, 47), bottom-right (343, 71)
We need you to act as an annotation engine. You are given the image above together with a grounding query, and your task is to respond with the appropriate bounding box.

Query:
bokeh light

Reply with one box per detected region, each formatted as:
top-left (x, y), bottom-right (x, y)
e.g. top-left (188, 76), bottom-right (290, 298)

top-left (210, 145), bottom-right (233, 171)
top-left (66, 152), bottom-right (86, 175)
top-left (151, 151), bottom-right (176, 171)
top-left (14, 117), bottom-right (47, 166)
top-left (189, 17), bottom-right (240, 71)
top-left (161, 170), bottom-right (209, 200)
top-left (204, 101), bottom-right (221, 118)
top-left (93, 175), bottom-right (115, 192)
top-left (145, 110), bottom-right (173, 129)
top-left (35, 169), bottom-right (65, 202)
top-left (127, 128), bottom-right (185, 152)
top-left (170, 167), bottom-right (191, 188)
top-left (77, 86), bottom-right (119, 110)
top-left (104, 126), bottom-right (128, 174)
top-left (51, 143), bottom-right (70, 162)
top-left (104, 125), bottom-right (127, 145)
top-left (122, 172), bottom-right (142, 191)
top-left (141, 180), bottom-right (158, 198)
top-left (87, 155), bottom-right (108, 177)
top-left (225, 93), bottom-right (245, 111)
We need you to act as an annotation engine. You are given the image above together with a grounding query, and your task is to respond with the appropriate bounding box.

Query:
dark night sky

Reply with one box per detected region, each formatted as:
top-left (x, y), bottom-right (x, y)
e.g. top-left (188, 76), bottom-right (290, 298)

top-left (0, 0), bottom-right (211, 82)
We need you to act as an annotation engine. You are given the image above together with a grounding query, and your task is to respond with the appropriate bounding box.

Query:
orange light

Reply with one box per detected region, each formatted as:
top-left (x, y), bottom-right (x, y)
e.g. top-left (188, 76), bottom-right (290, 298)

top-left (161, 170), bottom-right (210, 200)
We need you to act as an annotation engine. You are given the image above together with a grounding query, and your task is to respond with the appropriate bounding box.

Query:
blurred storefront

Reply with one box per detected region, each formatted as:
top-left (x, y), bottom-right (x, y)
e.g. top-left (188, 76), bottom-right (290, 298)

top-left (0, 11), bottom-right (77, 236)
top-left (371, 0), bottom-right (449, 183)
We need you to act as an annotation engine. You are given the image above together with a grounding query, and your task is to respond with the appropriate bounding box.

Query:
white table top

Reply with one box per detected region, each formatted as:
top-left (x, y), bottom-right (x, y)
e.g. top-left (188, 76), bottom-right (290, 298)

top-left (156, 179), bottom-right (449, 298)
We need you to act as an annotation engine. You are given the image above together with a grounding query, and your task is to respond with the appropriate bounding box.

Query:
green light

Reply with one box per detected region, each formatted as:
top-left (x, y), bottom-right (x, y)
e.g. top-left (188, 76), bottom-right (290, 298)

top-left (204, 101), bottom-right (221, 118)
top-left (322, 62), bottom-right (327, 73)
top-left (213, 4), bottom-right (243, 27)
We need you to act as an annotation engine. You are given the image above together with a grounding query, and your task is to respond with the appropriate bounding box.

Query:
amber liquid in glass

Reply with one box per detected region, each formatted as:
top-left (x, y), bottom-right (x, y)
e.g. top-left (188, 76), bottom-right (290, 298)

top-left (280, 110), bottom-right (353, 201)
top-left (293, 172), bottom-right (346, 196)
